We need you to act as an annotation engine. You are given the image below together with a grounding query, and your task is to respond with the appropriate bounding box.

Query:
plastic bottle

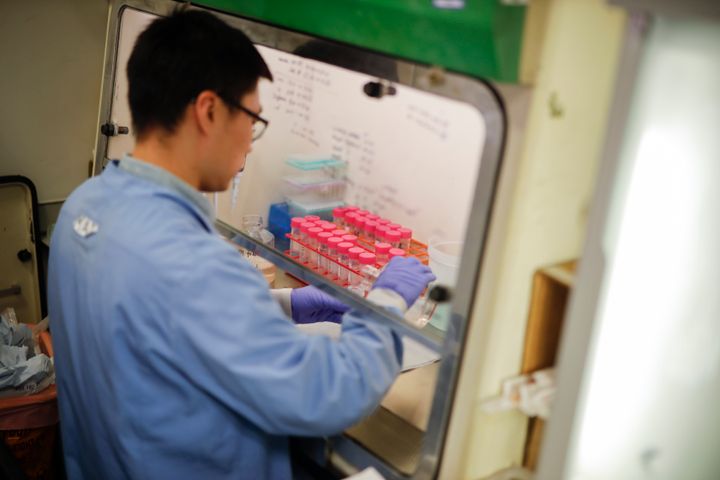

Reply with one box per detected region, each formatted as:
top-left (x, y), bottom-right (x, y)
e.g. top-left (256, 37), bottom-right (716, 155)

top-left (385, 230), bottom-right (402, 248)
top-left (354, 216), bottom-right (368, 237)
top-left (326, 237), bottom-right (344, 280)
top-left (332, 207), bottom-right (346, 227)
top-left (398, 227), bottom-right (412, 251)
top-left (347, 246), bottom-right (365, 290)
top-left (357, 252), bottom-right (379, 296)
top-left (363, 220), bottom-right (378, 243)
top-left (307, 227), bottom-right (323, 267)
top-left (336, 242), bottom-right (354, 285)
top-left (290, 217), bottom-right (304, 259)
top-left (341, 234), bottom-right (358, 245)
top-left (374, 242), bottom-right (392, 266)
top-left (299, 222), bottom-right (316, 262)
top-left (316, 232), bottom-right (333, 273)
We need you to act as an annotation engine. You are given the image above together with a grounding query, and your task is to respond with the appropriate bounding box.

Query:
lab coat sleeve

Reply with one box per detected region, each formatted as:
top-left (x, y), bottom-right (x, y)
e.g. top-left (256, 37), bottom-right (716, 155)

top-left (269, 288), bottom-right (293, 318)
top-left (166, 240), bottom-right (402, 437)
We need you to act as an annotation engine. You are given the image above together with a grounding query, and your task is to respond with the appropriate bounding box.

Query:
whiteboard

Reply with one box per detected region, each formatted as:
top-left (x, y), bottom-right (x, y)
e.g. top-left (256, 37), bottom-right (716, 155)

top-left (217, 45), bottom-right (485, 245)
top-left (109, 8), bottom-right (486, 246)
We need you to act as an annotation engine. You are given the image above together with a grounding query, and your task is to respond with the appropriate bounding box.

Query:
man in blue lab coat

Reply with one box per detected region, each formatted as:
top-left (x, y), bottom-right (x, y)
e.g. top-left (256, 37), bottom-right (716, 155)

top-left (47, 8), bottom-right (434, 480)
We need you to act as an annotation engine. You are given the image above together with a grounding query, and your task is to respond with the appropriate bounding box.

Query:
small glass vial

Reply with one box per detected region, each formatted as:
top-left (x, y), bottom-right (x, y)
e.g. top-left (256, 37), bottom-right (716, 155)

top-left (307, 227), bottom-right (323, 267)
top-left (336, 241), bottom-right (354, 285)
top-left (398, 227), bottom-right (412, 251)
top-left (385, 230), bottom-right (402, 248)
top-left (358, 252), bottom-right (378, 296)
top-left (290, 217), bottom-right (304, 258)
top-left (316, 232), bottom-right (333, 274)
top-left (374, 242), bottom-right (391, 266)
top-left (326, 237), bottom-right (344, 280)
top-left (347, 247), bottom-right (365, 290)
top-left (332, 207), bottom-right (346, 228)
top-left (341, 234), bottom-right (358, 245)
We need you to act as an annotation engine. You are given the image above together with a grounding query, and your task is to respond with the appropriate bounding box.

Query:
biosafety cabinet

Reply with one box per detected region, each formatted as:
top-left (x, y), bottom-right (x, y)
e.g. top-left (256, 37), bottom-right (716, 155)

top-left (94, 1), bottom-right (511, 478)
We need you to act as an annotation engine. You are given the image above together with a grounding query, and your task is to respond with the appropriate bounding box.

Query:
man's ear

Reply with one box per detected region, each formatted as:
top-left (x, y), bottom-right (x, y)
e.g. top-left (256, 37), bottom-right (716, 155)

top-left (193, 90), bottom-right (218, 135)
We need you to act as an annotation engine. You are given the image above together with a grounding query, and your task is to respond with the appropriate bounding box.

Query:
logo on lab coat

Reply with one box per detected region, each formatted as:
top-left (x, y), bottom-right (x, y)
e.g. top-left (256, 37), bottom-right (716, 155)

top-left (73, 215), bottom-right (99, 238)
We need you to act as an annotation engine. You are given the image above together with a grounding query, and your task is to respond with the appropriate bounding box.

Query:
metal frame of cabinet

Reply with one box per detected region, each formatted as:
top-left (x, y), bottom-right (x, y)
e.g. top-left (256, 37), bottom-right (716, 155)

top-left (94, 1), bottom-right (507, 477)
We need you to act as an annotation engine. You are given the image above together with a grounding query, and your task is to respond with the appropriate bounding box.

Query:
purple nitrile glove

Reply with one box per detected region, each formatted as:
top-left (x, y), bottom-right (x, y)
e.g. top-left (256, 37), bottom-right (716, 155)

top-left (290, 285), bottom-right (350, 324)
top-left (372, 256), bottom-right (436, 307)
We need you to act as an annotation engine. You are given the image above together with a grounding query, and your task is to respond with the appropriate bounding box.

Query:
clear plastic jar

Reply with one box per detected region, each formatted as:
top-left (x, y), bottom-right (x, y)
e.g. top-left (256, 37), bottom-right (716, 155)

top-left (388, 247), bottom-right (406, 260)
top-left (299, 222), bottom-right (316, 262)
top-left (347, 247), bottom-right (365, 289)
top-left (336, 242), bottom-right (354, 285)
top-left (316, 232), bottom-right (333, 273)
top-left (306, 227), bottom-right (323, 267)
top-left (344, 212), bottom-right (358, 233)
top-left (374, 242), bottom-right (391, 266)
top-left (290, 217), bottom-right (304, 258)
top-left (341, 234), bottom-right (358, 245)
top-left (375, 225), bottom-right (390, 242)
top-left (363, 220), bottom-right (378, 243)
top-left (358, 252), bottom-right (378, 296)
top-left (354, 216), bottom-right (368, 237)
top-left (326, 237), bottom-right (344, 280)
top-left (385, 230), bottom-right (402, 248)
top-left (332, 207), bottom-right (346, 228)
top-left (398, 227), bottom-right (412, 251)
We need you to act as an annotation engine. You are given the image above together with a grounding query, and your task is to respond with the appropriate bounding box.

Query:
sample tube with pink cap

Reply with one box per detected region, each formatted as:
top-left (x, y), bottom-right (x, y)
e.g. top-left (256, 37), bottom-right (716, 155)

top-left (290, 217), bottom-right (304, 259)
top-left (354, 216), bottom-right (368, 237)
top-left (304, 215), bottom-right (321, 222)
top-left (331, 229), bottom-right (348, 238)
top-left (358, 252), bottom-right (378, 296)
top-left (384, 230), bottom-right (402, 248)
top-left (363, 220), bottom-right (378, 243)
top-left (347, 246), bottom-right (365, 289)
top-left (374, 242), bottom-right (392, 266)
top-left (326, 237), bottom-right (343, 280)
top-left (336, 242), bottom-right (354, 284)
top-left (316, 232), bottom-right (333, 273)
top-left (299, 222), bottom-right (316, 262)
top-left (306, 227), bottom-right (323, 267)
top-left (398, 227), bottom-right (412, 251)
top-left (344, 212), bottom-right (358, 233)
top-left (341, 234), bottom-right (358, 245)
top-left (388, 247), bottom-right (406, 259)
top-left (332, 207), bottom-right (346, 228)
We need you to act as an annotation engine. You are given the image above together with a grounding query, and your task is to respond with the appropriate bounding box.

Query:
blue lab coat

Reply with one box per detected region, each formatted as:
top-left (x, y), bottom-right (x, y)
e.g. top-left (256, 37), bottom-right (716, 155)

top-left (48, 157), bottom-right (402, 480)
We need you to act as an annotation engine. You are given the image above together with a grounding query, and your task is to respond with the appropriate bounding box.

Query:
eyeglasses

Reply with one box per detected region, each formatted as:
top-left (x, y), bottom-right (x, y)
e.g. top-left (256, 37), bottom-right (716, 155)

top-left (221, 96), bottom-right (270, 141)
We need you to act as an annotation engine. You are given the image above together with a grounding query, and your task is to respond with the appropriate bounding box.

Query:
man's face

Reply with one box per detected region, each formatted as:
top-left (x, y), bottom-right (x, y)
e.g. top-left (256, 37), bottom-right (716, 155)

top-left (201, 85), bottom-right (261, 192)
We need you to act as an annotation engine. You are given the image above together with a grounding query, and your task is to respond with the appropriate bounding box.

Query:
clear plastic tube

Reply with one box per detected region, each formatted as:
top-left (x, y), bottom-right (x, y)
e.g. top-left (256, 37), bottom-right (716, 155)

top-left (341, 234), bottom-right (358, 245)
top-left (307, 227), bottom-right (323, 267)
top-left (326, 237), bottom-right (343, 280)
top-left (290, 217), bottom-right (304, 258)
top-left (364, 220), bottom-right (378, 243)
top-left (336, 242), bottom-right (354, 285)
top-left (316, 232), bottom-right (333, 273)
top-left (385, 230), bottom-right (402, 248)
top-left (398, 227), bottom-right (412, 251)
top-left (332, 207), bottom-right (346, 228)
top-left (347, 247), bottom-right (365, 290)
top-left (299, 222), bottom-right (316, 262)
top-left (357, 252), bottom-right (378, 296)
top-left (374, 242), bottom-right (391, 266)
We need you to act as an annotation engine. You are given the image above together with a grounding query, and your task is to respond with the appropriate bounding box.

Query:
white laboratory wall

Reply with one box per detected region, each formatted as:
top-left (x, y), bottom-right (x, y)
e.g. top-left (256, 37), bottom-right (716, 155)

top-left (0, 0), bottom-right (107, 209)
top-left (451, 0), bottom-right (626, 478)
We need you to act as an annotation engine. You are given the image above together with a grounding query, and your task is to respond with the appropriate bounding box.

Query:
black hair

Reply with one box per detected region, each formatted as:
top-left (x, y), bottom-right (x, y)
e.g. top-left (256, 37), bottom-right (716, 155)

top-left (127, 8), bottom-right (273, 138)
